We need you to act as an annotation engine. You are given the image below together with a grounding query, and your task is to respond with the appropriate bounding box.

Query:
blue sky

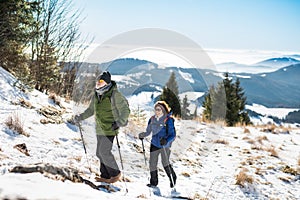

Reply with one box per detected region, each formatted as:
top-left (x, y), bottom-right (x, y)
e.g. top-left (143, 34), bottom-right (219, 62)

top-left (73, 0), bottom-right (300, 52)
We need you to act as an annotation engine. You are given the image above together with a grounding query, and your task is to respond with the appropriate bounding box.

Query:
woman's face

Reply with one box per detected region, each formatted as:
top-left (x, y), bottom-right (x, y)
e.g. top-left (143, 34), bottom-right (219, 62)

top-left (96, 79), bottom-right (107, 89)
top-left (155, 106), bottom-right (163, 116)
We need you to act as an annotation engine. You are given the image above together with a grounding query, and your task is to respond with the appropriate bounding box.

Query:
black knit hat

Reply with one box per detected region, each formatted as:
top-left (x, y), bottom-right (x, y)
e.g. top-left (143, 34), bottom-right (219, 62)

top-left (98, 71), bottom-right (111, 84)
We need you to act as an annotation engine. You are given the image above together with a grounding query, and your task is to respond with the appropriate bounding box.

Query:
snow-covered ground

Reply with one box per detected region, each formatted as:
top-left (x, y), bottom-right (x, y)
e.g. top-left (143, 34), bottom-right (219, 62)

top-left (0, 67), bottom-right (300, 199)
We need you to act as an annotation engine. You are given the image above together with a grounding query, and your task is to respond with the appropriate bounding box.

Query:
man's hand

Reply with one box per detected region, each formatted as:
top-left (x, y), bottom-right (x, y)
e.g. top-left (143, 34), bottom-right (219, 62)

top-left (74, 115), bottom-right (81, 123)
top-left (112, 121), bottom-right (120, 131)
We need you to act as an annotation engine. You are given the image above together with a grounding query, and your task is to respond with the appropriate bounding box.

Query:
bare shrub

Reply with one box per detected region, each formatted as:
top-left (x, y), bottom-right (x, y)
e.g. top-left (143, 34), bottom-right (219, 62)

top-left (5, 112), bottom-right (29, 137)
top-left (235, 169), bottom-right (254, 187)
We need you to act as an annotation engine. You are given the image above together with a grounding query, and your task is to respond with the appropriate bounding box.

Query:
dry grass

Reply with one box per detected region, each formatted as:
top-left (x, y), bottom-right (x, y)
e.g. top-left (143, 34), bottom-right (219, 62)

top-left (266, 147), bottom-right (279, 158)
top-left (19, 98), bottom-right (33, 109)
top-left (281, 165), bottom-right (299, 176)
top-left (267, 166), bottom-right (275, 170)
top-left (181, 172), bottom-right (191, 177)
top-left (193, 193), bottom-right (208, 200)
top-left (213, 139), bottom-right (229, 145)
top-left (251, 145), bottom-right (264, 151)
top-left (48, 93), bottom-right (65, 108)
top-left (298, 157), bottom-right (300, 166)
top-left (278, 176), bottom-right (292, 183)
top-left (244, 128), bottom-right (251, 134)
top-left (257, 135), bottom-right (269, 144)
top-left (260, 124), bottom-right (276, 133)
top-left (246, 139), bottom-right (256, 145)
top-left (136, 194), bottom-right (147, 198)
top-left (5, 112), bottom-right (29, 137)
top-left (235, 169), bottom-right (254, 187)
top-left (215, 119), bottom-right (226, 126)
top-left (255, 167), bottom-right (264, 176)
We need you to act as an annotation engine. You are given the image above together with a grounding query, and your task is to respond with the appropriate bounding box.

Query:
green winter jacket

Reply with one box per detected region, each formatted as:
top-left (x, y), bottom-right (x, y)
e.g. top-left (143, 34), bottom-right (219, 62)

top-left (79, 81), bottom-right (130, 136)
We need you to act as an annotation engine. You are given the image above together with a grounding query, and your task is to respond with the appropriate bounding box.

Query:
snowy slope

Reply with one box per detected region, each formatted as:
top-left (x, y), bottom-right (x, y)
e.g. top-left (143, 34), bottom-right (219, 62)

top-left (1, 67), bottom-right (300, 200)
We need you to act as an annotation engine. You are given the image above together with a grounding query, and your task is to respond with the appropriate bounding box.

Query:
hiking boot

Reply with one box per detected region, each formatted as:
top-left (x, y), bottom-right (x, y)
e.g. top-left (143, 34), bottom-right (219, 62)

top-left (95, 176), bottom-right (111, 183)
top-left (109, 172), bottom-right (121, 183)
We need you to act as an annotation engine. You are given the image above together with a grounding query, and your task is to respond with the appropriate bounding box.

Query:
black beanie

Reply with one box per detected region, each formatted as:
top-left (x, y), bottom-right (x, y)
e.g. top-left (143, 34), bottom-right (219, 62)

top-left (98, 71), bottom-right (111, 84)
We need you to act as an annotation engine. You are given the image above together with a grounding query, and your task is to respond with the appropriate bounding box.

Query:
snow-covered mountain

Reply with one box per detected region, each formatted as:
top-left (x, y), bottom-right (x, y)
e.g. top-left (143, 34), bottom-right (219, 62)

top-left (0, 67), bottom-right (300, 200)
top-left (90, 58), bottom-right (300, 108)
top-left (255, 57), bottom-right (300, 68)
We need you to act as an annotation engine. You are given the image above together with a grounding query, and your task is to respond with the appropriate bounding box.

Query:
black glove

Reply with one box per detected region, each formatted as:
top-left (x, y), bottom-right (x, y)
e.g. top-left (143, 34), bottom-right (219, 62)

top-left (112, 121), bottom-right (120, 131)
top-left (138, 132), bottom-right (147, 140)
top-left (74, 115), bottom-right (81, 123)
top-left (160, 138), bottom-right (167, 146)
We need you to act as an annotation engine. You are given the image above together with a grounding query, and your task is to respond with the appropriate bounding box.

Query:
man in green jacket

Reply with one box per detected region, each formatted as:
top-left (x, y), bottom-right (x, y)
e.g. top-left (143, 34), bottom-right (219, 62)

top-left (75, 71), bottom-right (130, 183)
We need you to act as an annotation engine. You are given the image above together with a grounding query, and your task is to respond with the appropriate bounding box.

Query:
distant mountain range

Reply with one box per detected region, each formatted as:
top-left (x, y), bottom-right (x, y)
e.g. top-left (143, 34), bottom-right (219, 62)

top-left (255, 57), bottom-right (300, 68)
top-left (216, 57), bottom-right (300, 73)
top-left (74, 57), bottom-right (300, 108)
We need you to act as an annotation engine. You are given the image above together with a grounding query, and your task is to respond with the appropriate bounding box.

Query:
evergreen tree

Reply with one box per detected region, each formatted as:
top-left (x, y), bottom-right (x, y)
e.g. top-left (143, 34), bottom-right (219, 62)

top-left (160, 72), bottom-right (181, 117)
top-left (202, 73), bottom-right (250, 126)
top-left (193, 106), bottom-right (198, 119)
top-left (181, 95), bottom-right (191, 119)
top-left (0, 0), bottom-right (38, 82)
top-left (234, 78), bottom-right (251, 125)
top-left (202, 89), bottom-right (212, 121)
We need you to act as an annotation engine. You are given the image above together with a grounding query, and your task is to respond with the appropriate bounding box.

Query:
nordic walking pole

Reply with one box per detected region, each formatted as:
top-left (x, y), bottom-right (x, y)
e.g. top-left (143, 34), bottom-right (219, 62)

top-left (140, 137), bottom-right (152, 196)
top-left (116, 135), bottom-right (129, 193)
top-left (76, 121), bottom-right (92, 174)
top-left (141, 139), bottom-right (147, 166)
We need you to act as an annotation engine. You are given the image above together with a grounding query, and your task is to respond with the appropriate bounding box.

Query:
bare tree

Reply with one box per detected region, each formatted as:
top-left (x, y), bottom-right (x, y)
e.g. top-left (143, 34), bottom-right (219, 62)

top-left (30, 0), bottom-right (92, 94)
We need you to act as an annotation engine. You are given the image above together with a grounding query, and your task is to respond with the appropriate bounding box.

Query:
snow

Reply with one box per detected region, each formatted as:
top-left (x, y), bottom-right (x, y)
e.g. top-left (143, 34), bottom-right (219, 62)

top-left (178, 92), bottom-right (205, 102)
top-left (1, 67), bottom-right (300, 200)
top-left (246, 104), bottom-right (299, 119)
top-left (235, 75), bottom-right (251, 79)
top-left (179, 70), bottom-right (194, 83)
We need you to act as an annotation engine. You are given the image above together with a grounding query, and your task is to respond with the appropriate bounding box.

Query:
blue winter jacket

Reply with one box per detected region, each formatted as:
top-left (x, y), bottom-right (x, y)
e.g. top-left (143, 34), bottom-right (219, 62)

top-left (145, 113), bottom-right (176, 148)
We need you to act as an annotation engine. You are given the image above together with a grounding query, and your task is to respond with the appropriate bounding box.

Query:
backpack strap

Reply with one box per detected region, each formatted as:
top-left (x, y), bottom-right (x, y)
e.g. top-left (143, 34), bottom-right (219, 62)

top-left (109, 89), bottom-right (130, 126)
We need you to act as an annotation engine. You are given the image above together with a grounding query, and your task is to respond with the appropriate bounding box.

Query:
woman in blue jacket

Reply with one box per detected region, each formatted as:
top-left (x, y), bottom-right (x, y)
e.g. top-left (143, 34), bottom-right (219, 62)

top-left (139, 101), bottom-right (177, 188)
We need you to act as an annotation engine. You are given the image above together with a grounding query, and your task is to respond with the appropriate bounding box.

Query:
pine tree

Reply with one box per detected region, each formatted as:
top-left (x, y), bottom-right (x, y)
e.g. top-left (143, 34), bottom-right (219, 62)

top-left (202, 87), bottom-right (213, 121)
top-left (234, 78), bottom-right (251, 125)
top-left (160, 72), bottom-right (181, 117)
top-left (181, 95), bottom-right (191, 119)
top-left (0, 0), bottom-right (38, 82)
top-left (202, 73), bottom-right (250, 126)
top-left (193, 105), bottom-right (198, 120)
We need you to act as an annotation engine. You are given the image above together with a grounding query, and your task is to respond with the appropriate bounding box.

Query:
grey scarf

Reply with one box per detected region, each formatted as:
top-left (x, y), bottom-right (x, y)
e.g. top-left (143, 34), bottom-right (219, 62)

top-left (95, 82), bottom-right (112, 96)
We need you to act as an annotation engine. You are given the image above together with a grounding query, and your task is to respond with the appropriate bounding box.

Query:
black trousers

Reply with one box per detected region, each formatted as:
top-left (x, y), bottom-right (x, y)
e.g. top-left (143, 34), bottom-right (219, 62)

top-left (149, 144), bottom-right (177, 186)
top-left (96, 135), bottom-right (120, 179)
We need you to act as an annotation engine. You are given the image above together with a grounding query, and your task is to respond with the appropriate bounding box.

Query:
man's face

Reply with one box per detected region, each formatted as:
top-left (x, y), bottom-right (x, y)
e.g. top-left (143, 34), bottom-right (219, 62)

top-left (96, 79), bottom-right (107, 89)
